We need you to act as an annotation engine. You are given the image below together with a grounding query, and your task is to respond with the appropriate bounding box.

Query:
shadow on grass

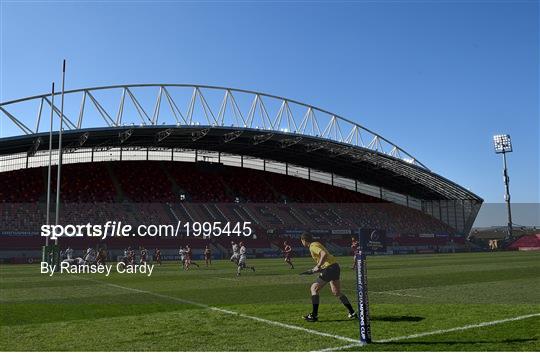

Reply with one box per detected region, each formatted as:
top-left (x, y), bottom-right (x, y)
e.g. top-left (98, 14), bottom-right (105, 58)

top-left (372, 315), bottom-right (425, 322)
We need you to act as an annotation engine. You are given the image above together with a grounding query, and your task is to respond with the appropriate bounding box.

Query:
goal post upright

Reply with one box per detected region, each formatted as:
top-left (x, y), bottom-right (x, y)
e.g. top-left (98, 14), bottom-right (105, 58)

top-left (356, 229), bottom-right (372, 344)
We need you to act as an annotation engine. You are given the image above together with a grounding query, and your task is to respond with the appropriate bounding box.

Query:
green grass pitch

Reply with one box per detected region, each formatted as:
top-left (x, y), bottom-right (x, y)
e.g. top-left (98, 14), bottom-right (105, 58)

top-left (1, 251), bottom-right (539, 351)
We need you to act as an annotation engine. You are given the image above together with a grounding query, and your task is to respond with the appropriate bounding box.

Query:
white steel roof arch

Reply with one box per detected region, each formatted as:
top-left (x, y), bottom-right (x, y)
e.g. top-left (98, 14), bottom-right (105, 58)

top-left (0, 83), bottom-right (428, 170)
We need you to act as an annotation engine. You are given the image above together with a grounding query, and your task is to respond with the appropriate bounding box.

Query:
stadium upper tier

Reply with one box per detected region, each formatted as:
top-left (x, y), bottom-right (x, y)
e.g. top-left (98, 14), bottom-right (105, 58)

top-left (0, 84), bottom-right (481, 200)
top-left (0, 161), bottom-right (381, 203)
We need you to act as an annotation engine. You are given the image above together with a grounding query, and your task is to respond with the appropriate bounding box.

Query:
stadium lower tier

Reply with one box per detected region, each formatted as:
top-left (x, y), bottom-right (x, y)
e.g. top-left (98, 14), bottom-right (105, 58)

top-left (0, 201), bottom-right (460, 257)
top-left (0, 160), bottom-right (464, 258)
top-left (0, 202), bottom-right (453, 234)
top-left (0, 230), bottom-right (467, 263)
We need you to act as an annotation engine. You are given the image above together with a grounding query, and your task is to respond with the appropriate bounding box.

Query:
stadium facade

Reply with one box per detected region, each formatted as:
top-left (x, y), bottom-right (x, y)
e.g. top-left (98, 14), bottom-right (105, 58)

top-left (0, 84), bottom-right (483, 257)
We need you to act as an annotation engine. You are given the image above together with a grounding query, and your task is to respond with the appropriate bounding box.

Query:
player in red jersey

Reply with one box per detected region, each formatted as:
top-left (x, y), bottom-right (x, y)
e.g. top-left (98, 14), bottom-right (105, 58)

top-left (154, 248), bottom-right (162, 265)
top-left (350, 237), bottom-right (360, 269)
top-left (204, 245), bottom-right (212, 267)
top-left (127, 247), bottom-right (135, 266)
top-left (184, 244), bottom-right (200, 270)
top-left (283, 241), bottom-right (294, 269)
top-left (96, 248), bottom-right (107, 265)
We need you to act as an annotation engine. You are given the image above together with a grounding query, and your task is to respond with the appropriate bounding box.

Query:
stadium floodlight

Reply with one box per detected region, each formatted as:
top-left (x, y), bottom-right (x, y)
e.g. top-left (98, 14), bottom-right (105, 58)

top-left (27, 137), bottom-right (42, 157)
top-left (493, 134), bottom-right (513, 238)
top-left (119, 129), bottom-right (133, 144)
top-left (223, 130), bottom-right (242, 143)
top-left (252, 133), bottom-right (273, 145)
top-left (156, 128), bottom-right (172, 142)
top-left (493, 134), bottom-right (512, 154)
top-left (78, 132), bottom-right (89, 146)
top-left (191, 128), bottom-right (210, 141)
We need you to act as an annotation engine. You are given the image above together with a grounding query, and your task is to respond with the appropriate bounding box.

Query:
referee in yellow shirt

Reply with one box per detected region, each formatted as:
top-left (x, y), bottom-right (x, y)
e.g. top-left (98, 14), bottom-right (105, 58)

top-left (301, 232), bottom-right (357, 322)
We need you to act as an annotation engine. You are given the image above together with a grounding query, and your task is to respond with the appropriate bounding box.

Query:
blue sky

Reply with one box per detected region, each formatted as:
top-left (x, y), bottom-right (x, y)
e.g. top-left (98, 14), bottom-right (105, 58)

top-left (1, 0), bottom-right (538, 208)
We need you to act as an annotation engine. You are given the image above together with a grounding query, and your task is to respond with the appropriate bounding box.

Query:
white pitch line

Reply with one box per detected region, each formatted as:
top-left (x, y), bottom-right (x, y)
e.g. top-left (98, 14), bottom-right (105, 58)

top-left (372, 291), bottom-right (426, 299)
top-left (85, 278), bottom-right (362, 345)
top-left (317, 312), bottom-right (540, 351)
top-left (344, 288), bottom-right (427, 299)
top-left (376, 313), bottom-right (540, 343)
top-left (319, 342), bottom-right (363, 352)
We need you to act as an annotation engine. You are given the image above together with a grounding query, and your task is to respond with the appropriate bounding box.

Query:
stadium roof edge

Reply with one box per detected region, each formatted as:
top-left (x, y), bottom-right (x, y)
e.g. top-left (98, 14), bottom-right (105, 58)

top-left (0, 83), bottom-right (426, 168)
top-left (0, 124), bottom-right (483, 203)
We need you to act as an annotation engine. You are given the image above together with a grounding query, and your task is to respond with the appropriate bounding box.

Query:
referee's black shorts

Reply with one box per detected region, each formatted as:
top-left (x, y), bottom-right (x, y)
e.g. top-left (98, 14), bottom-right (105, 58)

top-left (319, 263), bottom-right (340, 282)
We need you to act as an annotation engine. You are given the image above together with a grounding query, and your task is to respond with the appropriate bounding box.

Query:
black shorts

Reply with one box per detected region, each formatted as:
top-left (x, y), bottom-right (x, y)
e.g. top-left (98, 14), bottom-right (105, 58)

top-left (319, 263), bottom-right (340, 282)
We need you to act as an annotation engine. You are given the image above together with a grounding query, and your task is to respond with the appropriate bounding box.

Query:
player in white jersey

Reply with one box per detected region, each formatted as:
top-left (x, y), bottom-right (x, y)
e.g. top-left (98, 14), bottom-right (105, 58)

top-left (84, 247), bottom-right (96, 264)
top-left (230, 241), bottom-right (240, 264)
top-left (121, 247), bottom-right (130, 265)
top-left (237, 242), bottom-right (255, 276)
top-left (64, 247), bottom-right (74, 260)
top-left (61, 247), bottom-right (82, 265)
top-left (179, 247), bottom-right (186, 270)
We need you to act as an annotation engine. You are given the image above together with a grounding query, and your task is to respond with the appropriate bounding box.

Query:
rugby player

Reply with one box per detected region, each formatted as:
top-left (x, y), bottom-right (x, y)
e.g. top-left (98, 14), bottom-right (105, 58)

top-left (128, 247), bottom-right (136, 266)
top-left (154, 248), bottom-right (162, 265)
top-left (64, 246), bottom-right (74, 261)
top-left (300, 232), bottom-right (357, 322)
top-left (204, 245), bottom-right (212, 267)
top-left (350, 237), bottom-right (360, 269)
top-left (140, 247), bottom-right (148, 265)
top-left (61, 248), bottom-right (82, 266)
top-left (118, 247), bottom-right (129, 270)
top-left (230, 241), bottom-right (239, 264)
top-left (96, 248), bottom-right (107, 265)
top-left (236, 241), bottom-right (255, 276)
top-left (184, 244), bottom-right (200, 270)
top-left (179, 246), bottom-right (186, 270)
top-left (84, 247), bottom-right (97, 265)
top-left (283, 241), bottom-right (294, 269)
top-left (116, 247), bottom-right (131, 271)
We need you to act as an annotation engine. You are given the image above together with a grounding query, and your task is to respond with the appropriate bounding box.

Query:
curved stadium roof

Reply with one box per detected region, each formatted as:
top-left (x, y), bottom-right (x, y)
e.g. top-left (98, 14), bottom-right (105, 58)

top-left (0, 84), bottom-right (482, 203)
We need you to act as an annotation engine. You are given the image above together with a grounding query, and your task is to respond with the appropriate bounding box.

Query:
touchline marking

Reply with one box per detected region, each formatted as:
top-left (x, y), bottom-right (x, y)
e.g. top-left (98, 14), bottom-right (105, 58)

top-left (318, 313), bottom-right (540, 351)
top-left (376, 313), bottom-right (540, 343)
top-left (84, 277), bottom-right (362, 345)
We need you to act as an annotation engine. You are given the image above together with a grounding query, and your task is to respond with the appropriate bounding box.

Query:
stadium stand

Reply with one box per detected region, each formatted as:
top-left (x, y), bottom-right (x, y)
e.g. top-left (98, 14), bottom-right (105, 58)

top-left (164, 162), bottom-right (232, 202)
top-left (0, 161), bottom-right (461, 259)
top-left (507, 234), bottom-right (540, 251)
top-left (0, 168), bottom-right (44, 202)
top-left (112, 162), bottom-right (176, 202)
top-left (52, 163), bottom-right (117, 202)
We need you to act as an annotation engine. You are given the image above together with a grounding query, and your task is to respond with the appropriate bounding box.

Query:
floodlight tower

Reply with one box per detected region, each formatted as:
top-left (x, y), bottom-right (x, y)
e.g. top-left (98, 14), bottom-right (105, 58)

top-left (493, 134), bottom-right (513, 238)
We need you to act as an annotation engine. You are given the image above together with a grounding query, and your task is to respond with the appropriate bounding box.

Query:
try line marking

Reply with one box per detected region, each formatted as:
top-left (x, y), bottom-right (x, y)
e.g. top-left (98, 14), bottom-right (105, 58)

top-left (82, 277), bottom-right (363, 346)
top-left (344, 288), bottom-right (427, 299)
top-left (318, 312), bottom-right (540, 351)
top-left (372, 291), bottom-right (426, 299)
